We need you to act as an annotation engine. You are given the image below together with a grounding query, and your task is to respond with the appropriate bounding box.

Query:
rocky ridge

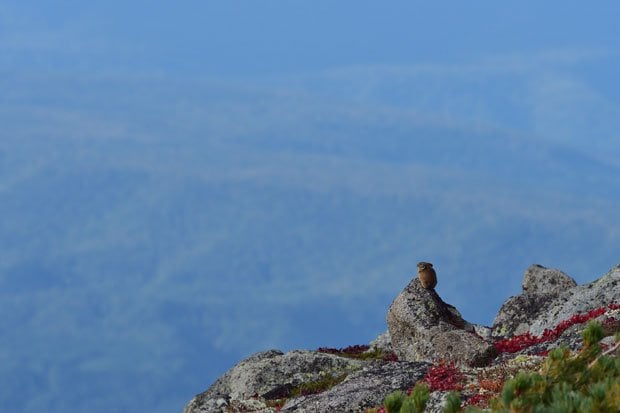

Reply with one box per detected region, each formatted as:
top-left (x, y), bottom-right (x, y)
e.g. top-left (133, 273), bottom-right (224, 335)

top-left (184, 264), bottom-right (620, 413)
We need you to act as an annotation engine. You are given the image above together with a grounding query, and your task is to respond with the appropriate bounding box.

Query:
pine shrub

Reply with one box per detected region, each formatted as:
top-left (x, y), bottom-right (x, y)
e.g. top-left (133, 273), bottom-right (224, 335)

top-left (381, 383), bottom-right (430, 413)
top-left (490, 320), bottom-right (619, 412)
top-left (383, 390), bottom-right (405, 413)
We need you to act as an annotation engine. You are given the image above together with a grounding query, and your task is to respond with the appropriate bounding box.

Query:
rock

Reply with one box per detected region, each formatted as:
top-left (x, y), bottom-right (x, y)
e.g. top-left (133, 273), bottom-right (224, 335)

top-left (492, 293), bottom-right (554, 338)
top-left (522, 264), bottom-right (577, 295)
top-left (492, 264), bottom-right (578, 338)
top-left (472, 324), bottom-right (493, 341)
top-left (492, 264), bottom-right (620, 338)
top-left (368, 330), bottom-right (392, 354)
top-left (425, 391), bottom-right (452, 413)
top-left (184, 349), bottom-right (364, 413)
top-left (183, 397), bottom-right (228, 413)
top-left (527, 264), bottom-right (620, 336)
top-left (227, 399), bottom-right (271, 413)
top-left (281, 360), bottom-right (429, 412)
top-left (387, 277), bottom-right (497, 367)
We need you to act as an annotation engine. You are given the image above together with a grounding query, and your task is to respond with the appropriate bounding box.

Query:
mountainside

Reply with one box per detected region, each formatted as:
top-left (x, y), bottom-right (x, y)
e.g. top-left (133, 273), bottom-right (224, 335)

top-left (185, 263), bottom-right (620, 412)
top-left (2, 71), bottom-right (620, 412)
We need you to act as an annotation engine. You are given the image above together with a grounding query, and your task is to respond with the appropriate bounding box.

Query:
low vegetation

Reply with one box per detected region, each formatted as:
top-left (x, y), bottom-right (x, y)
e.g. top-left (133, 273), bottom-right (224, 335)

top-left (263, 372), bottom-right (349, 411)
top-left (375, 317), bottom-right (620, 412)
top-left (318, 344), bottom-right (398, 362)
top-left (494, 303), bottom-right (620, 353)
top-left (256, 305), bottom-right (620, 412)
top-left (422, 360), bottom-right (464, 392)
top-left (366, 382), bottom-right (430, 413)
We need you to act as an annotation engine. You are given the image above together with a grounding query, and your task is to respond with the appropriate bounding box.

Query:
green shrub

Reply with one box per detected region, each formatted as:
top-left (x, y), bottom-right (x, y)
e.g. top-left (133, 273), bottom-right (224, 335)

top-left (491, 320), bottom-right (620, 412)
top-left (407, 382), bottom-right (430, 413)
top-left (384, 390), bottom-right (406, 413)
top-left (381, 320), bottom-right (619, 413)
top-left (291, 373), bottom-right (347, 397)
top-left (443, 392), bottom-right (462, 413)
top-left (382, 383), bottom-right (430, 413)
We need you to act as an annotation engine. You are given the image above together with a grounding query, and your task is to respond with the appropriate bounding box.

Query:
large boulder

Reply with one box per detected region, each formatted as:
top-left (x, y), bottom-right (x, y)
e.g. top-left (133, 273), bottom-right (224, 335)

top-left (492, 264), bottom-right (577, 338)
top-left (386, 277), bottom-right (497, 367)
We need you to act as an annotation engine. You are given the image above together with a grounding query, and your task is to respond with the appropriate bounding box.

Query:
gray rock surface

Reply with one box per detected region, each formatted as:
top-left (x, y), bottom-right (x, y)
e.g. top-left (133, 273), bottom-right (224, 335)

top-left (368, 330), bottom-right (392, 354)
top-left (425, 391), bottom-right (452, 413)
top-left (387, 277), bottom-right (497, 367)
top-left (184, 349), bottom-right (364, 413)
top-left (492, 264), bottom-right (577, 338)
top-left (522, 264), bottom-right (577, 295)
top-left (281, 360), bottom-right (429, 412)
top-left (492, 264), bottom-right (620, 338)
top-left (527, 264), bottom-right (620, 336)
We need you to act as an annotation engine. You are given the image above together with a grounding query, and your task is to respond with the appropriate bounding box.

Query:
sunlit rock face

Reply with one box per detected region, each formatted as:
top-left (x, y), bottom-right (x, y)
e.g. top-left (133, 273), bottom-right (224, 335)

top-left (387, 277), bottom-right (497, 367)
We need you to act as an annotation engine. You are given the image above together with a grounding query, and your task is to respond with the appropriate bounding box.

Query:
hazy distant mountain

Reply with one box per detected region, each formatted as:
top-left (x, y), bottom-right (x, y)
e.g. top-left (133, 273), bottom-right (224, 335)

top-left (1, 70), bottom-right (619, 412)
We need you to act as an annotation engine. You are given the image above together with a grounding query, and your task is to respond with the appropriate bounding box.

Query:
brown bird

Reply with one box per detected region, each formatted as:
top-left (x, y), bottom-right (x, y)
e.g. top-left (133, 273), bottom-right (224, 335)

top-left (417, 262), bottom-right (437, 289)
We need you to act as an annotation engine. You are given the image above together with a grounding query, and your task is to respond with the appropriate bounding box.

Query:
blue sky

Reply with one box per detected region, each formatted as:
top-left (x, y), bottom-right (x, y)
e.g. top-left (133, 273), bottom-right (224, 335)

top-left (2, 2), bottom-right (620, 413)
top-left (3, 1), bottom-right (620, 76)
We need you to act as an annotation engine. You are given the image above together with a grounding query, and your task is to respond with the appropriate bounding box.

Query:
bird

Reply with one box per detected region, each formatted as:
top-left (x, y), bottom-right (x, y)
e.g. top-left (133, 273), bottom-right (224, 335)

top-left (417, 262), bottom-right (437, 289)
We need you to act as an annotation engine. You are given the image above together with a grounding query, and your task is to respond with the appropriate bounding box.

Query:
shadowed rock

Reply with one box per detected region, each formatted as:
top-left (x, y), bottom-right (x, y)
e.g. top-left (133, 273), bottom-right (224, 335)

top-left (492, 264), bottom-right (577, 338)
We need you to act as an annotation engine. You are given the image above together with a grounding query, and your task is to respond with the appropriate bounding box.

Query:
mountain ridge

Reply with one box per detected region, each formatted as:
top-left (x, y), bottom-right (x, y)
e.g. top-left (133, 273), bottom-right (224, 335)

top-left (185, 263), bottom-right (620, 412)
